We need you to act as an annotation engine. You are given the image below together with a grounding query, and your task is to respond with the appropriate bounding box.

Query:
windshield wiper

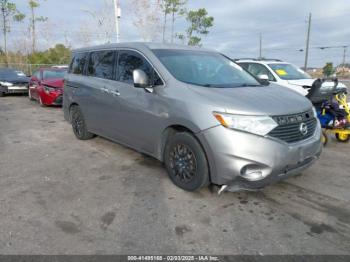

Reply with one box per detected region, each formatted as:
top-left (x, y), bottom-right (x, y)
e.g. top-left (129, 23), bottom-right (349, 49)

top-left (240, 83), bottom-right (262, 87)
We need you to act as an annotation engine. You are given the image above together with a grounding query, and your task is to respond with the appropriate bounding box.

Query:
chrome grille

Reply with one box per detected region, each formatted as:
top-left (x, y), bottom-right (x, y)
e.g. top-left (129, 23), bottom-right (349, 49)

top-left (12, 82), bottom-right (28, 86)
top-left (268, 110), bottom-right (317, 143)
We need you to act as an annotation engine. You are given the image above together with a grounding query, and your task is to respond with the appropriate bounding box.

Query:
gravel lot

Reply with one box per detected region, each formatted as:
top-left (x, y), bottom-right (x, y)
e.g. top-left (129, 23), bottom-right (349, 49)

top-left (0, 95), bottom-right (350, 255)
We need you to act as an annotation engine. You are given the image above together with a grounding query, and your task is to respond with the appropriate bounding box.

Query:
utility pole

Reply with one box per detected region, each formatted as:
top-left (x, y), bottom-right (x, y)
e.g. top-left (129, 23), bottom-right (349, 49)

top-left (304, 12), bottom-right (312, 70)
top-left (342, 46), bottom-right (347, 73)
top-left (342, 46), bottom-right (347, 66)
top-left (113, 0), bottom-right (121, 43)
top-left (259, 33), bottom-right (262, 59)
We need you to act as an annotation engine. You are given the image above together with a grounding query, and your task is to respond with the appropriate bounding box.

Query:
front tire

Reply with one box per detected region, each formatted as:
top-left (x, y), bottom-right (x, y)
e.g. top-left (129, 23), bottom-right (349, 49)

top-left (335, 133), bottom-right (350, 143)
top-left (321, 130), bottom-right (328, 146)
top-left (38, 95), bottom-right (46, 107)
top-left (28, 89), bottom-right (34, 101)
top-left (164, 132), bottom-right (209, 191)
top-left (70, 105), bottom-right (95, 140)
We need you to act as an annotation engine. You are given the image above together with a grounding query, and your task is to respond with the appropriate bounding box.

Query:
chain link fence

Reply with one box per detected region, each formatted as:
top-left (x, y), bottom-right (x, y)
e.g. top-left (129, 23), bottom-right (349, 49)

top-left (0, 63), bottom-right (68, 76)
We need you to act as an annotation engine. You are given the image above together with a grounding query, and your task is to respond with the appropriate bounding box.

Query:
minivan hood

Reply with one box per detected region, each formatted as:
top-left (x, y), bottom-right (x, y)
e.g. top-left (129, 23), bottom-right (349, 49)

top-left (187, 83), bottom-right (312, 116)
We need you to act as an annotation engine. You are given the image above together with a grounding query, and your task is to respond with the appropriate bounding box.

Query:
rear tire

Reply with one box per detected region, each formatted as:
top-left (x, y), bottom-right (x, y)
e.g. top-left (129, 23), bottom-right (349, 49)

top-left (70, 105), bottom-right (95, 140)
top-left (0, 92), bottom-right (5, 97)
top-left (164, 132), bottom-right (209, 191)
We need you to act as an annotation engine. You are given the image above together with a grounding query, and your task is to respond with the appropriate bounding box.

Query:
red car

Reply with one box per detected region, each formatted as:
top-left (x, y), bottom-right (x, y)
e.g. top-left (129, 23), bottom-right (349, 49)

top-left (28, 67), bottom-right (67, 106)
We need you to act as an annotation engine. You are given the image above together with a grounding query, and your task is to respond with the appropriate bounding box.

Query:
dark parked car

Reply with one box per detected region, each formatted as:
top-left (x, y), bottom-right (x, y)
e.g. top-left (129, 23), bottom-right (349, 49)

top-left (0, 68), bottom-right (29, 96)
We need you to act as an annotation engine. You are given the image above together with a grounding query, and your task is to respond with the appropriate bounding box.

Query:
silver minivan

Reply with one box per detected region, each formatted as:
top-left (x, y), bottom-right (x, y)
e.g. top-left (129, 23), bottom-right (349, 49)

top-left (63, 43), bottom-right (322, 192)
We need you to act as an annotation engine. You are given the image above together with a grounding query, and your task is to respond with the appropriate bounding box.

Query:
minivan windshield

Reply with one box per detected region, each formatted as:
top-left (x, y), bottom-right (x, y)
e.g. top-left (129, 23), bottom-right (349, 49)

top-left (153, 49), bottom-right (260, 88)
top-left (268, 63), bottom-right (311, 80)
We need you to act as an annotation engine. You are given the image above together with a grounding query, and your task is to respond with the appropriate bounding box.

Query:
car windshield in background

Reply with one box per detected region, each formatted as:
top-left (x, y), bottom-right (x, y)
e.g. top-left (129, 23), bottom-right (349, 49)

top-left (0, 69), bottom-right (26, 78)
top-left (268, 63), bottom-right (311, 80)
top-left (43, 70), bottom-right (66, 80)
top-left (153, 49), bottom-right (260, 88)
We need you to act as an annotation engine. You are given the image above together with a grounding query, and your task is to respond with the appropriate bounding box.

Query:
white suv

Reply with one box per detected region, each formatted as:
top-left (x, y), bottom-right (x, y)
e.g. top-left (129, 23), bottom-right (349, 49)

top-left (236, 59), bottom-right (347, 96)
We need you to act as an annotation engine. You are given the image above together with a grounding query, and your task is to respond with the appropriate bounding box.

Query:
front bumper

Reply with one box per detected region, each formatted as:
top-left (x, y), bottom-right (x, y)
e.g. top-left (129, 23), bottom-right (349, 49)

top-left (40, 91), bottom-right (63, 106)
top-left (0, 86), bottom-right (28, 94)
top-left (197, 122), bottom-right (322, 188)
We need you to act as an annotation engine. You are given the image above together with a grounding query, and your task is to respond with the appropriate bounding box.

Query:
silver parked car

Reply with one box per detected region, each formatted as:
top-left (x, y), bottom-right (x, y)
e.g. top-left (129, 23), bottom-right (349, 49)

top-left (63, 43), bottom-right (322, 192)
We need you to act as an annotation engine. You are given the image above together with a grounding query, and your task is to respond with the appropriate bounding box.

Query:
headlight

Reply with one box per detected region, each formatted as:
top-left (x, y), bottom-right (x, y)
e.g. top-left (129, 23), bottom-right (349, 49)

top-left (312, 107), bottom-right (318, 118)
top-left (0, 81), bottom-right (13, 87)
top-left (44, 85), bottom-right (55, 93)
top-left (213, 112), bottom-right (278, 136)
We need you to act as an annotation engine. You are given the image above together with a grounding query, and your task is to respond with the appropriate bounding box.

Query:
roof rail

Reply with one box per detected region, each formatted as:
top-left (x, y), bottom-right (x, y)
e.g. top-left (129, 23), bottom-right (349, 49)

top-left (234, 58), bottom-right (282, 62)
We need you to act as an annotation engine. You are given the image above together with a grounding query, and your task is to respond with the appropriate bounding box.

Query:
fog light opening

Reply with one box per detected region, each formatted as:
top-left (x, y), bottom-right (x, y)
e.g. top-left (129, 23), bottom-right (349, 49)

top-left (241, 165), bottom-right (266, 181)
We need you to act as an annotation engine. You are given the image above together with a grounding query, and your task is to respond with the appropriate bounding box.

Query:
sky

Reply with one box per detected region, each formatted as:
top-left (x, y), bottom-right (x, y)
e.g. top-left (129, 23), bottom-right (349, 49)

top-left (5, 0), bottom-right (350, 68)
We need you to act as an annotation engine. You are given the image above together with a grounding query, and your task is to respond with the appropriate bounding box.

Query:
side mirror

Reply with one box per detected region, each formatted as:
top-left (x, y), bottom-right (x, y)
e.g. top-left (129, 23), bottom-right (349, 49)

top-left (257, 74), bottom-right (270, 86)
top-left (133, 69), bottom-right (149, 88)
top-left (258, 74), bottom-right (269, 81)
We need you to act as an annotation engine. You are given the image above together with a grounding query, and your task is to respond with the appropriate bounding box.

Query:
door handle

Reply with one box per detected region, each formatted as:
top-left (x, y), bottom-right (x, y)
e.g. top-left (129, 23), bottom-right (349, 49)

top-left (101, 87), bottom-right (109, 93)
top-left (110, 90), bottom-right (120, 96)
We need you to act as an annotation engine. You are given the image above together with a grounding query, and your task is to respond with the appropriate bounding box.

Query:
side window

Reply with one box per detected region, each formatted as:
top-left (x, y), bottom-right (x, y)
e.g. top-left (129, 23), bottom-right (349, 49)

top-left (239, 63), bottom-right (249, 71)
top-left (117, 50), bottom-right (163, 85)
top-left (70, 53), bottom-right (88, 75)
top-left (87, 50), bottom-right (115, 79)
top-left (246, 63), bottom-right (275, 81)
top-left (33, 71), bottom-right (41, 80)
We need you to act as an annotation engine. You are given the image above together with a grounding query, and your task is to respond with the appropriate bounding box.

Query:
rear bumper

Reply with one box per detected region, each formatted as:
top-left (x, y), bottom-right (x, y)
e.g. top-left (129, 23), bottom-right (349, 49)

top-left (197, 122), bottom-right (322, 188)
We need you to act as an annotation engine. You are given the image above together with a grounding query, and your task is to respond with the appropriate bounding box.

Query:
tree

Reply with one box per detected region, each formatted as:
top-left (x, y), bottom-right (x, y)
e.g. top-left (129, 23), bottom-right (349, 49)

top-left (28, 0), bottom-right (48, 53)
top-left (132, 0), bottom-right (162, 41)
top-left (161, 0), bottom-right (187, 43)
top-left (0, 0), bottom-right (25, 55)
top-left (323, 62), bottom-right (334, 77)
top-left (183, 8), bottom-right (213, 46)
top-left (27, 44), bottom-right (71, 65)
top-left (81, 0), bottom-right (116, 44)
top-left (160, 0), bottom-right (171, 43)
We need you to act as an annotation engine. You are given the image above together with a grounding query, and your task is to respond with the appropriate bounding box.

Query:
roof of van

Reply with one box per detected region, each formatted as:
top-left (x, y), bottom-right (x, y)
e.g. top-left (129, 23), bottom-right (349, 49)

top-left (72, 42), bottom-right (214, 53)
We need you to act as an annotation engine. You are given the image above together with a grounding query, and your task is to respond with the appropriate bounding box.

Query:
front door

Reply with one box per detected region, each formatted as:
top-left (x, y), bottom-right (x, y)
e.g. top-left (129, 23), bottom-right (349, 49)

top-left (108, 50), bottom-right (165, 154)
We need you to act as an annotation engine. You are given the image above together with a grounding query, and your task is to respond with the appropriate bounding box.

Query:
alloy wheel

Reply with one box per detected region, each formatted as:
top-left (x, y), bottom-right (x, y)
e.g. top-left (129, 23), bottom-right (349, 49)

top-left (168, 143), bottom-right (197, 183)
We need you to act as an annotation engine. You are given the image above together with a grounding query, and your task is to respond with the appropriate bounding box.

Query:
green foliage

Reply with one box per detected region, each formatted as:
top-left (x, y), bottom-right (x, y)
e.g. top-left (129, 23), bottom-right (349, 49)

top-left (0, 0), bottom-right (25, 32)
top-left (29, 0), bottom-right (48, 23)
top-left (28, 0), bottom-right (48, 52)
top-left (161, 0), bottom-right (186, 16)
top-left (27, 44), bottom-right (71, 64)
top-left (0, 0), bottom-right (25, 57)
top-left (13, 12), bottom-right (25, 22)
top-left (323, 62), bottom-right (334, 77)
top-left (161, 0), bottom-right (187, 42)
top-left (168, 0), bottom-right (187, 15)
top-left (185, 8), bottom-right (214, 46)
top-left (29, 0), bottom-right (40, 8)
